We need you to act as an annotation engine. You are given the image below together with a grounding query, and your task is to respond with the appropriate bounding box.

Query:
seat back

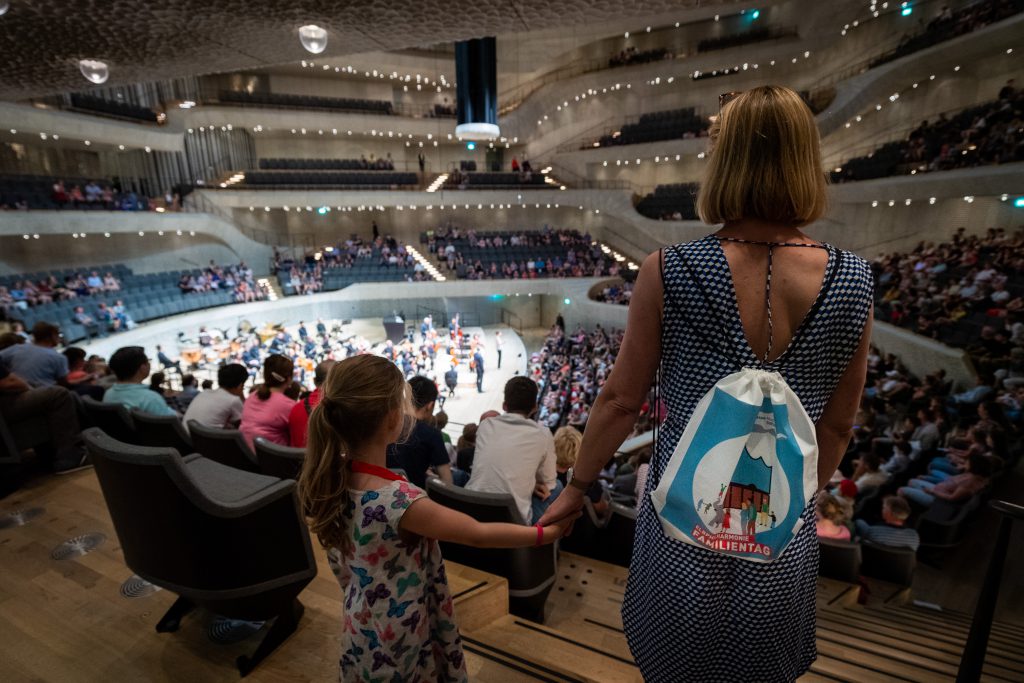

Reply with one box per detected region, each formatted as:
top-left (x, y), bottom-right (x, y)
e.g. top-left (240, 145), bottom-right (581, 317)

top-left (82, 428), bottom-right (316, 614)
top-left (560, 496), bottom-right (607, 558)
top-left (860, 540), bottom-right (916, 586)
top-left (187, 421), bottom-right (258, 472)
top-left (132, 410), bottom-right (193, 455)
top-left (818, 538), bottom-right (863, 583)
top-left (82, 395), bottom-right (140, 444)
top-left (254, 438), bottom-right (304, 479)
top-left (601, 502), bottom-right (637, 568)
top-left (426, 478), bottom-right (556, 621)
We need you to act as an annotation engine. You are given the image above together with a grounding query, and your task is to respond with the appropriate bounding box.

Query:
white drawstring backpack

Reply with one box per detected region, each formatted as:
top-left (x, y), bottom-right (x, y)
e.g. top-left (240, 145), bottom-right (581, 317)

top-left (650, 239), bottom-right (839, 563)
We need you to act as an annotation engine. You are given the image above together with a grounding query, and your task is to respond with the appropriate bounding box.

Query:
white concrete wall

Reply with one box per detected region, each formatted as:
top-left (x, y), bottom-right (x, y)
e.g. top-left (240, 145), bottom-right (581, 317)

top-left (0, 211), bottom-right (272, 275)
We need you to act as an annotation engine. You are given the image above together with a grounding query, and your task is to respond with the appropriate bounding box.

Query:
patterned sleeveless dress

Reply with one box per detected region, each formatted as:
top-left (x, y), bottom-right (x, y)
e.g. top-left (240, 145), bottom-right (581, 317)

top-left (621, 235), bottom-right (874, 682)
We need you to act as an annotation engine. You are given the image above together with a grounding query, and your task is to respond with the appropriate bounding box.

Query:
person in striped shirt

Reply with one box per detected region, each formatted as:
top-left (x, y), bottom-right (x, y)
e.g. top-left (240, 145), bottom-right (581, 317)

top-left (855, 495), bottom-right (920, 552)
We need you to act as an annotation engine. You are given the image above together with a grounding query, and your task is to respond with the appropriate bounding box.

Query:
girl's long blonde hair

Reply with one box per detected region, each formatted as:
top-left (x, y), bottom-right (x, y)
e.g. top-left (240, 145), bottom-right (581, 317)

top-left (297, 355), bottom-right (410, 556)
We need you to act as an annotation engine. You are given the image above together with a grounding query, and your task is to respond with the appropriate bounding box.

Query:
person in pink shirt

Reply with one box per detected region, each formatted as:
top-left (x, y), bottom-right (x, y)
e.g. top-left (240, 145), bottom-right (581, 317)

top-left (815, 492), bottom-right (852, 541)
top-left (240, 354), bottom-right (296, 448)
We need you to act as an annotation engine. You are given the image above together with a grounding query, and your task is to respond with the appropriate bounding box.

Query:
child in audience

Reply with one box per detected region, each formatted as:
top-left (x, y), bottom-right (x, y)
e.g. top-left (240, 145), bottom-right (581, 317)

top-left (298, 355), bottom-right (576, 682)
top-left (815, 492), bottom-right (852, 541)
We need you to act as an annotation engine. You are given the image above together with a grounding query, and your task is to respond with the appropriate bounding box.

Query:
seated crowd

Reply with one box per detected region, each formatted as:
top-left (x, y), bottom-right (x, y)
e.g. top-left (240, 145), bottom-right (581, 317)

top-left (0, 175), bottom-right (181, 212)
top-left (177, 261), bottom-right (266, 303)
top-left (426, 226), bottom-right (623, 280)
top-left (274, 233), bottom-right (426, 295)
top-left (832, 86), bottom-right (1023, 183)
top-left (594, 280), bottom-right (634, 305)
top-left (609, 46), bottom-right (671, 68)
top-left (872, 227), bottom-right (1023, 358)
top-left (870, 0), bottom-right (1023, 70)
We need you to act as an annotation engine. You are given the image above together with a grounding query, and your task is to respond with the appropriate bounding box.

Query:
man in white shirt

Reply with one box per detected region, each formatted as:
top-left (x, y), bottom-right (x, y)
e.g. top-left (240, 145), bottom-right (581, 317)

top-left (466, 377), bottom-right (560, 524)
top-left (182, 364), bottom-right (247, 431)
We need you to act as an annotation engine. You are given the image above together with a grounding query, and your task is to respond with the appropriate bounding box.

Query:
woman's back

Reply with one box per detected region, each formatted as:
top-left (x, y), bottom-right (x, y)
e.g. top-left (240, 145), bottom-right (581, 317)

top-left (622, 233), bottom-right (873, 682)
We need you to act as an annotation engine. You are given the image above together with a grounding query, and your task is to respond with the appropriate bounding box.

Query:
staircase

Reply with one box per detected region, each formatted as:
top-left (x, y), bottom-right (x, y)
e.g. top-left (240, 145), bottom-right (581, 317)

top-left (453, 554), bottom-right (1024, 683)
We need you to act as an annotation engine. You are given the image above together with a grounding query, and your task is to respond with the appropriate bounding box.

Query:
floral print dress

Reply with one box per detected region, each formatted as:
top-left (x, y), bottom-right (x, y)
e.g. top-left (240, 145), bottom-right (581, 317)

top-left (328, 480), bottom-right (468, 683)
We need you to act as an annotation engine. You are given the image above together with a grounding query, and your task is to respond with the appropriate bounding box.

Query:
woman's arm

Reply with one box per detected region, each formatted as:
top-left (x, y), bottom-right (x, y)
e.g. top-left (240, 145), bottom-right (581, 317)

top-left (537, 251), bottom-right (663, 525)
top-left (399, 497), bottom-right (578, 547)
top-left (815, 310), bottom-right (872, 489)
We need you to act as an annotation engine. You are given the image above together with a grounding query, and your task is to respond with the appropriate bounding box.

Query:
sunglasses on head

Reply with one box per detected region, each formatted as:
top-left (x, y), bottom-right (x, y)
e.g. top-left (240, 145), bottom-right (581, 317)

top-left (719, 91), bottom-right (742, 109)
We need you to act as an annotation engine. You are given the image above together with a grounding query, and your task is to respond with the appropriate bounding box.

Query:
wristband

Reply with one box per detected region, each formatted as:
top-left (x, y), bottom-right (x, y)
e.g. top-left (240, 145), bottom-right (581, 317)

top-left (535, 523), bottom-right (544, 546)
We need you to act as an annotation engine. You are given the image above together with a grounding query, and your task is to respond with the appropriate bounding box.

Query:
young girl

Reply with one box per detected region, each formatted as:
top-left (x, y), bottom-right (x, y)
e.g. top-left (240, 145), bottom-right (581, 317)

top-left (298, 355), bottom-right (577, 682)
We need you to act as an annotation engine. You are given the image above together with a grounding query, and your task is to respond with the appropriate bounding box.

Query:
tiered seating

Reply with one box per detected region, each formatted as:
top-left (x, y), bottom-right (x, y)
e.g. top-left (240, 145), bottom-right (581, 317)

top-left (0, 174), bottom-right (118, 210)
top-left (69, 93), bottom-right (160, 123)
top-left (3, 265), bottom-right (237, 342)
top-left (276, 252), bottom-right (415, 296)
top-left (697, 26), bottom-right (783, 53)
top-left (243, 170), bottom-right (417, 187)
top-left (597, 107), bottom-right (706, 147)
top-left (217, 89), bottom-right (393, 114)
top-left (635, 183), bottom-right (698, 220)
top-left (832, 94), bottom-right (1024, 183)
top-left (258, 158), bottom-right (394, 170)
top-left (870, 0), bottom-right (1023, 69)
top-left (609, 46), bottom-right (670, 68)
top-left (445, 172), bottom-right (549, 188)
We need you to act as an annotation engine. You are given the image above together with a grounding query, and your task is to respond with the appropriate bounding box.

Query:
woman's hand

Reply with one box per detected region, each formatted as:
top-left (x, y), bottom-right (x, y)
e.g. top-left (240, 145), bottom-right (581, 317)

top-left (537, 485), bottom-right (585, 534)
top-left (543, 510), bottom-right (583, 543)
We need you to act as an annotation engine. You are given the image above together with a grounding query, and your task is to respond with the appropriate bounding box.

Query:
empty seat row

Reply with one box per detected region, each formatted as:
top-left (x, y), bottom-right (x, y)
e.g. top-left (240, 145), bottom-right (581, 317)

top-left (258, 158), bottom-right (394, 170)
top-left (69, 93), bottom-right (161, 123)
top-left (243, 170), bottom-right (417, 187)
top-left (218, 90), bottom-right (393, 114)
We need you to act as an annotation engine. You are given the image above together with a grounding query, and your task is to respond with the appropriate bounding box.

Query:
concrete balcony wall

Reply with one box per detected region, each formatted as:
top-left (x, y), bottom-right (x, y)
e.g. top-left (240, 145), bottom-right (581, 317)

top-left (0, 211), bottom-right (271, 275)
top-left (0, 102), bottom-right (183, 152)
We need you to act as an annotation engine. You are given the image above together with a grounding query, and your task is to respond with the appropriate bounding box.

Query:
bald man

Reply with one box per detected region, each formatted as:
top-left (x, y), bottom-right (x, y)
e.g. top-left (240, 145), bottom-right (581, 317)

top-left (288, 360), bottom-right (337, 448)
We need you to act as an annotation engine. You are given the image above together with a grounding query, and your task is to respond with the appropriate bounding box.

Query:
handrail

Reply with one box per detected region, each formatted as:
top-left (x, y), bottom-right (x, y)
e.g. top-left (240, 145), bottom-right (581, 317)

top-left (500, 308), bottom-right (523, 334)
top-left (956, 499), bottom-right (1022, 682)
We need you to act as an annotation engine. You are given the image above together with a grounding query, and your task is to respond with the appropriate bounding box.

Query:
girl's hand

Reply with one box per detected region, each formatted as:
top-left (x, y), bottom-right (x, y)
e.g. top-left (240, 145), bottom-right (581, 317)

top-left (537, 486), bottom-right (585, 532)
top-left (544, 510), bottom-right (583, 543)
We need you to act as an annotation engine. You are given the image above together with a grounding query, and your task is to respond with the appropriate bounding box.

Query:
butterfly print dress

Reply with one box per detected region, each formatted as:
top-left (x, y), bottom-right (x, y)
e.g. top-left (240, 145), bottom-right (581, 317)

top-left (328, 480), bottom-right (468, 683)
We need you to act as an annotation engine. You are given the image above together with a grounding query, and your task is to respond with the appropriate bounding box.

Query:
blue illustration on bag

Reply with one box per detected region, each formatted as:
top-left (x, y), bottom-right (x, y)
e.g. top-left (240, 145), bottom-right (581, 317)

top-left (651, 369), bottom-right (818, 563)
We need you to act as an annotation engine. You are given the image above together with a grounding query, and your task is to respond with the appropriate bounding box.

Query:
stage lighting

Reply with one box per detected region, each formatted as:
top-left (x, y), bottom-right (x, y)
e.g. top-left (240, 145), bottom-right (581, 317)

top-left (78, 59), bottom-right (109, 84)
top-left (299, 25), bottom-right (328, 54)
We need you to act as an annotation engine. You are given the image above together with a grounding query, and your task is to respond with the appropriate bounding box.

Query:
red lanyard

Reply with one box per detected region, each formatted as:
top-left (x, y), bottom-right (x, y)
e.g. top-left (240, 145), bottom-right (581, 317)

top-left (350, 460), bottom-right (407, 482)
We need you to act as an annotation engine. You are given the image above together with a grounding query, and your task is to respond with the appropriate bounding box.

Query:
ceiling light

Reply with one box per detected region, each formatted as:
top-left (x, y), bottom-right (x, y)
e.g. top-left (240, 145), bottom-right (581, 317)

top-left (0, 3), bottom-right (8, 16)
top-left (78, 59), bottom-right (110, 84)
top-left (298, 25), bottom-right (328, 54)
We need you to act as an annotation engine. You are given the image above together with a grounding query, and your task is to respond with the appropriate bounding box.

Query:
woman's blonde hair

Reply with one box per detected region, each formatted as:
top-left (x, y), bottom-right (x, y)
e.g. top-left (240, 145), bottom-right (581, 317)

top-left (297, 355), bottom-right (411, 556)
top-left (697, 85), bottom-right (827, 227)
top-left (554, 426), bottom-right (583, 470)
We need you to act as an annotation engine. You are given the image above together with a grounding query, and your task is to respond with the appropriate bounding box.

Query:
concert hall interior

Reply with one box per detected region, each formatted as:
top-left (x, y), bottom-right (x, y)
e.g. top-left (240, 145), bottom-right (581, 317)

top-left (1, 0), bottom-right (1023, 681)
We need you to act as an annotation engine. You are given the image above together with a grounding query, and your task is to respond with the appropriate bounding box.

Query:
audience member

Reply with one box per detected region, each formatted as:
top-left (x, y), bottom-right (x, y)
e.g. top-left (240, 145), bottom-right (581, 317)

top-left (173, 374), bottom-right (200, 413)
top-left (0, 352), bottom-right (87, 472)
top-left (466, 377), bottom-right (559, 524)
top-left (386, 376), bottom-right (452, 487)
top-left (854, 496), bottom-right (920, 552)
top-left (240, 354), bottom-right (296, 448)
top-left (182, 363), bottom-right (247, 431)
top-left (103, 346), bottom-right (176, 415)
top-left (0, 322), bottom-right (69, 388)
top-left (815, 492), bottom-right (852, 540)
top-left (288, 360), bottom-right (336, 448)
top-left (554, 426), bottom-right (608, 515)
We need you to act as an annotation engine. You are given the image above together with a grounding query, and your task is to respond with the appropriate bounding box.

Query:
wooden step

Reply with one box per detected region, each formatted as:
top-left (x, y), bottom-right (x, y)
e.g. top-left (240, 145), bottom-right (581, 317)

top-left (446, 561), bottom-right (509, 632)
top-left (464, 614), bottom-right (642, 683)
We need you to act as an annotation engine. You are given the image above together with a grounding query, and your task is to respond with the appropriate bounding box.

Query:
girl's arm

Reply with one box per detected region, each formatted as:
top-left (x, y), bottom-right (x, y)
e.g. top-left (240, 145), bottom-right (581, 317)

top-left (399, 497), bottom-right (578, 548)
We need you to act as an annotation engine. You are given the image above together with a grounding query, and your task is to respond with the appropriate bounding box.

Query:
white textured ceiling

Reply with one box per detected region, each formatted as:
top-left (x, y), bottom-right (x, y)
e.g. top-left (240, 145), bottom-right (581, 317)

top-left (0, 0), bottom-right (734, 101)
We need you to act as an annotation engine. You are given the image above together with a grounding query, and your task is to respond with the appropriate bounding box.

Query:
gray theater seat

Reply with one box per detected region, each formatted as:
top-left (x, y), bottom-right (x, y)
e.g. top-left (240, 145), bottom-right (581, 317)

top-left (426, 478), bottom-right (557, 622)
top-left (254, 438), bottom-right (304, 480)
top-left (82, 395), bottom-right (140, 445)
top-left (818, 537), bottom-right (863, 583)
top-left (861, 540), bottom-right (916, 587)
top-left (82, 428), bottom-right (316, 677)
top-left (188, 421), bottom-right (258, 472)
top-left (132, 409), bottom-right (193, 455)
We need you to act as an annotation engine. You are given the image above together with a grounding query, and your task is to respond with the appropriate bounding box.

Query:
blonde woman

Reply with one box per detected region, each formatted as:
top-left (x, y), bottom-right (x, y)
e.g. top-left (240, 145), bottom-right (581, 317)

top-left (540, 86), bottom-right (874, 681)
